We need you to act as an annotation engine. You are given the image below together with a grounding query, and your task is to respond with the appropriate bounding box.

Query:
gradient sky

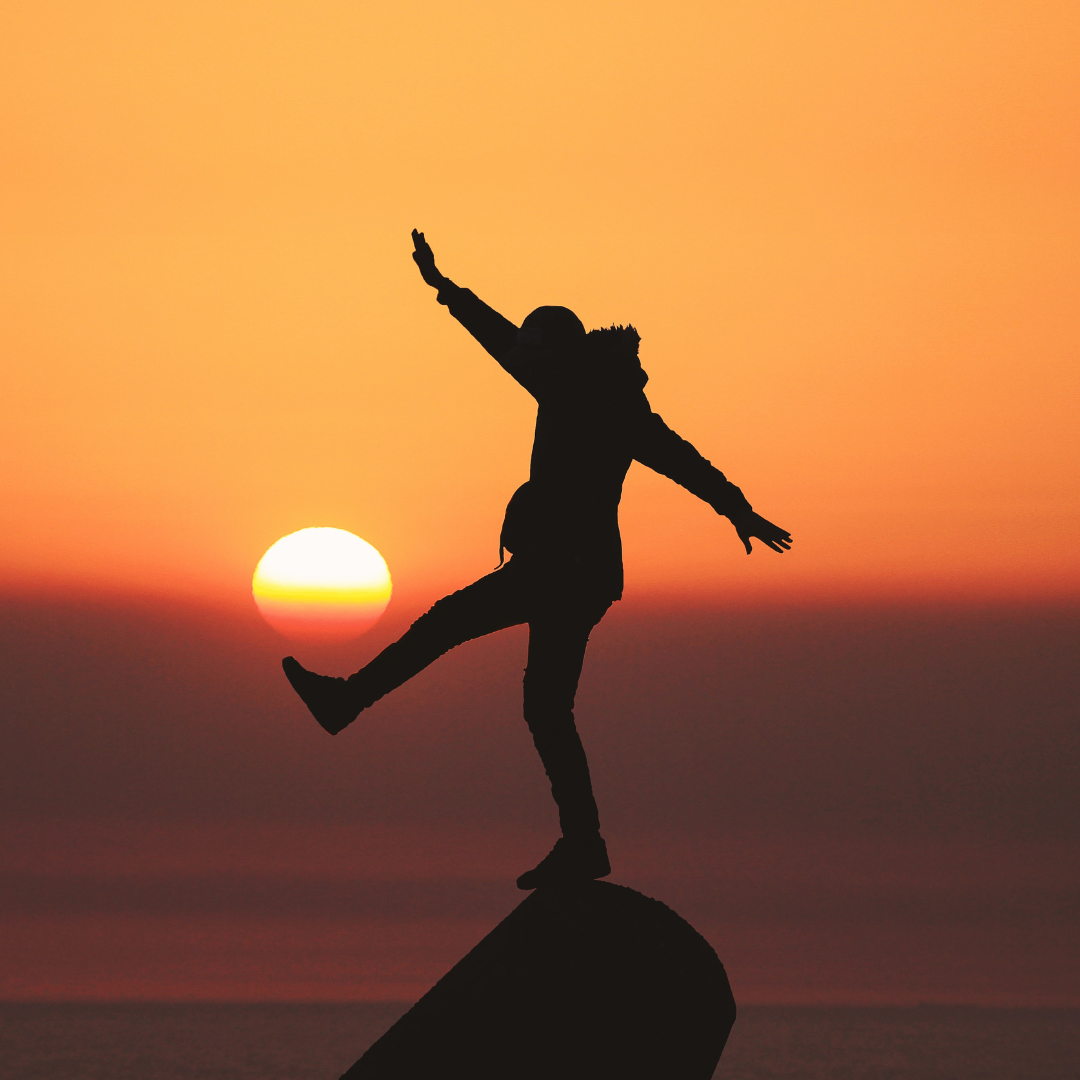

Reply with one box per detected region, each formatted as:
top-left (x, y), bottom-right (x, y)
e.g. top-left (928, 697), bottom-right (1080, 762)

top-left (1, 0), bottom-right (1077, 604)
top-left (1, 1), bottom-right (1078, 1006)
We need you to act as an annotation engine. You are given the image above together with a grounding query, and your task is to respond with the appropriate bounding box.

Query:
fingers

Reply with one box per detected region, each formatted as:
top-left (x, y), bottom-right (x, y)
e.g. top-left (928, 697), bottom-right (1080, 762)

top-left (752, 529), bottom-right (792, 553)
top-left (759, 519), bottom-right (793, 551)
top-left (761, 534), bottom-right (791, 552)
top-left (735, 511), bottom-right (793, 554)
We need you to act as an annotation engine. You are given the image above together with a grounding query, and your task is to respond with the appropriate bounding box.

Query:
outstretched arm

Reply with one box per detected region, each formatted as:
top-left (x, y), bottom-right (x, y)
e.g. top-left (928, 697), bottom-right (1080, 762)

top-left (634, 410), bottom-right (792, 554)
top-left (412, 230), bottom-right (535, 389)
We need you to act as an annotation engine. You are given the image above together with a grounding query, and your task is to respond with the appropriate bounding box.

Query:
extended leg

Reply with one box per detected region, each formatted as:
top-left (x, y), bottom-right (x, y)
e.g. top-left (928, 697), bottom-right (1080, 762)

top-left (283, 565), bottom-right (528, 733)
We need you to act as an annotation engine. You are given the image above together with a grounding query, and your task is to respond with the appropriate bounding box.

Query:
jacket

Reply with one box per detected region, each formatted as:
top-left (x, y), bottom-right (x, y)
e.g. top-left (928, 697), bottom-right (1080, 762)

top-left (437, 280), bottom-right (752, 600)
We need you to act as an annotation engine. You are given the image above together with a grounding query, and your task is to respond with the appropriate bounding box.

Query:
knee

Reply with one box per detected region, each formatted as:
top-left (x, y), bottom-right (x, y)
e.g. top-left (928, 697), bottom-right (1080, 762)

top-left (398, 599), bottom-right (460, 655)
top-left (522, 687), bottom-right (576, 733)
top-left (411, 593), bottom-right (459, 632)
top-left (523, 666), bottom-right (580, 711)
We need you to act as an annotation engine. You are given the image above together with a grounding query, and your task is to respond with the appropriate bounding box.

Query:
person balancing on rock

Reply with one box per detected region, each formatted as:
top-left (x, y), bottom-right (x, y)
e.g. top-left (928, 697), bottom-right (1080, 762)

top-left (283, 230), bottom-right (793, 890)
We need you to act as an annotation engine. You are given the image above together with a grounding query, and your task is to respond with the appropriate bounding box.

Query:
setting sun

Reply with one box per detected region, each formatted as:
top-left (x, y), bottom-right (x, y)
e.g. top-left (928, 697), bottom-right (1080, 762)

top-left (252, 528), bottom-right (392, 643)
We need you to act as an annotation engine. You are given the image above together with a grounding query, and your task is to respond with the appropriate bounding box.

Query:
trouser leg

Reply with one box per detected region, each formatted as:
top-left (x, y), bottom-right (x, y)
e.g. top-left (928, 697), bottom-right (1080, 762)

top-left (351, 565), bottom-right (528, 707)
top-left (522, 601), bottom-right (611, 838)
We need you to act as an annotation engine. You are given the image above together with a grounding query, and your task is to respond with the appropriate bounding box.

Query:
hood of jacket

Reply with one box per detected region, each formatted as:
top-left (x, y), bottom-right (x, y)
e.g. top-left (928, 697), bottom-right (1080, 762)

top-left (585, 324), bottom-right (648, 391)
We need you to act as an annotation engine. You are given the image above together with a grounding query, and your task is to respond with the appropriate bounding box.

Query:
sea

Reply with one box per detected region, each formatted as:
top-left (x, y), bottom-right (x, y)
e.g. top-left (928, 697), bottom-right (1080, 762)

top-left (1, 1003), bottom-right (1077, 1079)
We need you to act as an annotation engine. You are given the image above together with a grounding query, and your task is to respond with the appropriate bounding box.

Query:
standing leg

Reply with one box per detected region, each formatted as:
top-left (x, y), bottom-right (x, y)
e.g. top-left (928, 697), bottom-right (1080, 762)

top-left (283, 564), bottom-right (529, 734)
top-left (515, 594), bottom-right (613, 888)
top-left (522, 614), bottom-right (603, 837)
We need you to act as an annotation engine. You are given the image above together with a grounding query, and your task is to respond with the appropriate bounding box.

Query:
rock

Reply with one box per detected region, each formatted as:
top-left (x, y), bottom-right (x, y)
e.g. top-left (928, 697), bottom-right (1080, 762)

top-left (342, 881), bottom-right (736, 1080)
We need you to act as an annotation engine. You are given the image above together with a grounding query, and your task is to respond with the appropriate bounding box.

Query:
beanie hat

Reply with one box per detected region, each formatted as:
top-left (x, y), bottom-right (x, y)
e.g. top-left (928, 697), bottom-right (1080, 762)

top-left (517, 306), bottom-right (587, 349)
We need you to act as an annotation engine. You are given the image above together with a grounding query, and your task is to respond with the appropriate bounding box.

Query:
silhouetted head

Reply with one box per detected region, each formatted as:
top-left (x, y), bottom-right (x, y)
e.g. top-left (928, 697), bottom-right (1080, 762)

top-left (512, 308), bottom-right (648, 392)
top-left (517, 306), bottom-right (587, 352)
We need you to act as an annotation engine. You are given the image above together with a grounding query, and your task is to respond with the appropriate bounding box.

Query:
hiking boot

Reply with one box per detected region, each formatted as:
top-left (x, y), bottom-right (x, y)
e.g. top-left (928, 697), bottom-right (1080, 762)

top-left (282, 656), bottom-right (367, 735)
top-left (515, 833), bottom-right (611, 890)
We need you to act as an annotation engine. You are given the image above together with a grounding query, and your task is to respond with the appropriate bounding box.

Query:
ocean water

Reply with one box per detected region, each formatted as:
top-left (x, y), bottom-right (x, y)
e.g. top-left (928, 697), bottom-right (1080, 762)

top-left (0, 1003), bottom-right (1077, 1079)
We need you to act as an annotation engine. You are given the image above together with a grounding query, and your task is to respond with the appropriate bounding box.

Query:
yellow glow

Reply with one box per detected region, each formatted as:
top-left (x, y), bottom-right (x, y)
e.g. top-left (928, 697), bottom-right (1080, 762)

top-left (252, 528), bottom-right (391, 643)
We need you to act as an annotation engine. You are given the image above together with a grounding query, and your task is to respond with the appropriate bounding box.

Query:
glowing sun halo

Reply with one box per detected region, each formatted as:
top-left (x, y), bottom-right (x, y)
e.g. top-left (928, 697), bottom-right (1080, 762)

top-left (253, 528), bottom-right (392, 643)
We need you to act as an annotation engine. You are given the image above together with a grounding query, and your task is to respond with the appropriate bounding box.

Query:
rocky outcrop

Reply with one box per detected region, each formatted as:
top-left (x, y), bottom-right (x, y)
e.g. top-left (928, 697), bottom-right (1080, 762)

top-left (343, 881), bottom-right (736, 1080)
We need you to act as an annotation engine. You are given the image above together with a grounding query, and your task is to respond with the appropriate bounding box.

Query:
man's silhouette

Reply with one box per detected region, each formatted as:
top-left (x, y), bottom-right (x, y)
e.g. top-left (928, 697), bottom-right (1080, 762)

top-left (283, 231), bottom-right (792, 889)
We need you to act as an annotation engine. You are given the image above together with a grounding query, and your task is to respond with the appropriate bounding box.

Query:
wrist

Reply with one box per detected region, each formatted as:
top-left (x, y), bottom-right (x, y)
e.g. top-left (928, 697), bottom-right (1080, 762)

top-left (723, 500), bottom-right (754, 522)
top-left (713, 488), bottom-right (753, 520)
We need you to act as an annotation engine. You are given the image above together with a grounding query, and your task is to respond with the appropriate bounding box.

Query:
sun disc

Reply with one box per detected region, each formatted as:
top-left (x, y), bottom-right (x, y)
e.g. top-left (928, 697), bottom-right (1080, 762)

top-left (253, 528), bottom-right (392, 643)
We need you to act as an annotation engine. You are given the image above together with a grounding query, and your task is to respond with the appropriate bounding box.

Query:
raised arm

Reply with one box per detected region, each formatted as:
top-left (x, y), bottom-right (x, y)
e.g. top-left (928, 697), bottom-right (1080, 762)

top-left (412, 230), bottom-right (536, 391)
top-left (634, 409), bottom-right (792, 554)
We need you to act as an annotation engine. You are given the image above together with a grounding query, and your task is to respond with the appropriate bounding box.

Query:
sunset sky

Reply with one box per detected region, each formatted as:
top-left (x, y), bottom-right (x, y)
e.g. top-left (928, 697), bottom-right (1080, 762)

top-left (1, 1), bottom-right (1077, 1006)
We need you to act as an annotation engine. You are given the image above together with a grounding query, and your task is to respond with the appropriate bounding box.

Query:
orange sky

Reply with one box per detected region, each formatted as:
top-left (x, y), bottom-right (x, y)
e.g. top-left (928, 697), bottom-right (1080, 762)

top-left (1, 0), bottom-right (1078, 610)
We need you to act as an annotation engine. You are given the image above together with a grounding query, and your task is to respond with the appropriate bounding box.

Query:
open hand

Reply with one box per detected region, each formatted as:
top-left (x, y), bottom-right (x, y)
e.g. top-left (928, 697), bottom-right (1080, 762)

top-left (730, 511), bottom-right (792, 554)
top-left (411, 229), bottom-right (446, 289)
